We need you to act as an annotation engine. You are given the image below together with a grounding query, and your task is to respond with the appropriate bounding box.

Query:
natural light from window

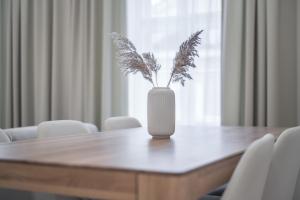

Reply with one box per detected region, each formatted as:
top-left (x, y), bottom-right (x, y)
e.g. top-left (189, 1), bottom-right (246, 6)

top-left (127, 0), bottom-right (221, 126)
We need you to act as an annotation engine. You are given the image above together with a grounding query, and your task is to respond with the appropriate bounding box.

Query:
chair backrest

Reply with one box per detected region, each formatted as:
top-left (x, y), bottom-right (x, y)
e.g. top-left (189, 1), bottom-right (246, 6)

top-left (4, 123), bottom-right (98, 142)
top-left (4, 126), bottom-right (38, 141)
top-left (84, 123), bottom-right (98, 133)
top-left (103, 116), bottom-right (141, 131)
top-left (263, 126), bottom-right (300, 200)
top-left (222, 134), bottom-right (275, 200)
top-left (37, 120), bottom-right (90, 138)
top-left (0, 129), bottom-right (10, 144)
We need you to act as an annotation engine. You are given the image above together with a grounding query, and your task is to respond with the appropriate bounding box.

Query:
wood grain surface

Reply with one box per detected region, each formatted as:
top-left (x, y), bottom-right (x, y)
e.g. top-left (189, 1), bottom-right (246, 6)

top-left (0, 126), bottom-right (286, 200)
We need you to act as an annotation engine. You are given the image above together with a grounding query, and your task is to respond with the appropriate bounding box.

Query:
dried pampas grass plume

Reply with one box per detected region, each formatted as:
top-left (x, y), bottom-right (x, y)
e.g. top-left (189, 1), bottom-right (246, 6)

top-left (112, 30), bottom-right (203, 87)
top-left (142, 52), bottom-right (161, 86)
top-left (167, 30), bottom-right (203, 87)
top-left (111, 32), bottom-right (154, 86)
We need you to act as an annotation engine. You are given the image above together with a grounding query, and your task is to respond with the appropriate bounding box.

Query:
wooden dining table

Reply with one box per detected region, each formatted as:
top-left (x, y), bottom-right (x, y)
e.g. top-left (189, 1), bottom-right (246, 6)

top-left (0, 126), bottom-right (285, 200)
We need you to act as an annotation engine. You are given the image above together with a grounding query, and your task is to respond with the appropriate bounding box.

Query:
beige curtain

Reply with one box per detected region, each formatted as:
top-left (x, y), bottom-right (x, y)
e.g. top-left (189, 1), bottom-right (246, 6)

top-left (221, 0), bottom-right (300, 126)
top-left (0, 0), bottom-right (127, 129)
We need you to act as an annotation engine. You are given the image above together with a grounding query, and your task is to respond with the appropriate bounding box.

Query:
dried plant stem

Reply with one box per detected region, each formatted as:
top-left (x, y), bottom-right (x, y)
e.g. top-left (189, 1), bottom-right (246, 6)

top-left (166, 71), bottom-right (174, 88)
top-left (150, 80), bottom-right (155, 87)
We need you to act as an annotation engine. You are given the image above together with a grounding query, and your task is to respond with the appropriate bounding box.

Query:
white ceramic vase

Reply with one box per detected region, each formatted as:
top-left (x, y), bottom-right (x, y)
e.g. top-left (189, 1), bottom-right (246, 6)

top-left (147, 87), bottom-right (175, 139)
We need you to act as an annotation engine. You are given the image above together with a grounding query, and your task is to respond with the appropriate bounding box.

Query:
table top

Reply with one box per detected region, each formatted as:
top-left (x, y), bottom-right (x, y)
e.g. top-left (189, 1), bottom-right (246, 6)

top-left (0, 126), bottom-right (286, 175)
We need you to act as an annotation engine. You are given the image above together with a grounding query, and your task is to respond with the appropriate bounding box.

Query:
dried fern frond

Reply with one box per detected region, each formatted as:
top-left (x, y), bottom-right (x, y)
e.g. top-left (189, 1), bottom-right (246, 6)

top-left (167, 30), bottom-right (203, 87)
top-left (111, 32), bottom-right (154, 86)
top-left (142, 52), bottom-right (161, 86)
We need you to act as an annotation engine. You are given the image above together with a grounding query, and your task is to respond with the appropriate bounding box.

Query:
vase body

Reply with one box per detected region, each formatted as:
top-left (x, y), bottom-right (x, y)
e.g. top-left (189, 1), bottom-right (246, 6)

top-left (147, 87), bottom-right (175, 138)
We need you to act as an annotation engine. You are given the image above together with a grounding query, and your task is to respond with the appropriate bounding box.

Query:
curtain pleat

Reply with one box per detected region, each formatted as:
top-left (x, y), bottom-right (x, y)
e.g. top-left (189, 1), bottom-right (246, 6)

top-left (221, 0), bottom-right (299, 127)
top-left (0, 0), bottom-right (127, 129)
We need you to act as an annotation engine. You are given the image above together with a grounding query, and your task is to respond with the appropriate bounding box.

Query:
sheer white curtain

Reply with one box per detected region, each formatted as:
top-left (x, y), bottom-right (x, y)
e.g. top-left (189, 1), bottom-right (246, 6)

top-left (127, 0), bottom-right (221, 126)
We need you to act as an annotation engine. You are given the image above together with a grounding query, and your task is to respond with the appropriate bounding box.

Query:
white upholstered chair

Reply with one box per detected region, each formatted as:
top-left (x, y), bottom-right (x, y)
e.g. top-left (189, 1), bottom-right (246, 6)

top-left (221, 134), bottom-right (274, 200)
top-left (262, 126), bottom-right (300, 200)
top-left (103, 116), bottom-right (141, 131)
top-left (4, 123), bottom-right (98, 142)
top-left (0, 129), bottom-right (10, 144)
top-left (37, 120), bottom-right (91, 138)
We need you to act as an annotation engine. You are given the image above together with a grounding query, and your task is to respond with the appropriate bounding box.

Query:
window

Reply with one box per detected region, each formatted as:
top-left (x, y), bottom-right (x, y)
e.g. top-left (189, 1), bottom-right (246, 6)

top-left (127, 0), bottom-right (221, 126)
